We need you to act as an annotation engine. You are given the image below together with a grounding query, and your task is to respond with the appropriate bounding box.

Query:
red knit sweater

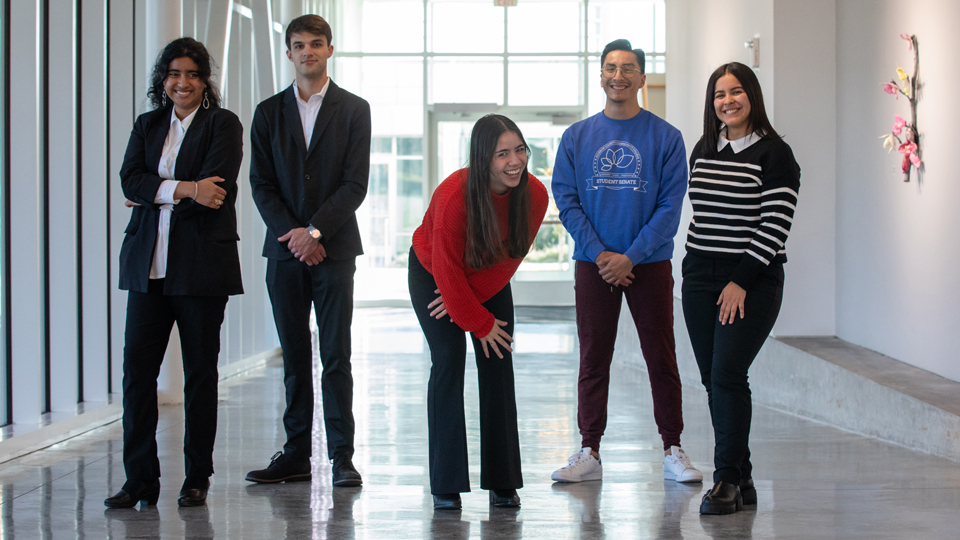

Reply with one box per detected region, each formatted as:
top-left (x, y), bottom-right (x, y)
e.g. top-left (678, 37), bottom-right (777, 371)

top-left (412, 168), bottom-right (549, 337)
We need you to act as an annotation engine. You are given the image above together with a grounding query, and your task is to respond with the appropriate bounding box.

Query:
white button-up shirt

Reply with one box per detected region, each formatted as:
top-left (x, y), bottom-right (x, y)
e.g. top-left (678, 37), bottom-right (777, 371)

top-left (292, 78), bottom-right (330, 147)
top-left (150, 106), bottom-right (199, 279)
top-left (717, 126), bottom-right (762, 153)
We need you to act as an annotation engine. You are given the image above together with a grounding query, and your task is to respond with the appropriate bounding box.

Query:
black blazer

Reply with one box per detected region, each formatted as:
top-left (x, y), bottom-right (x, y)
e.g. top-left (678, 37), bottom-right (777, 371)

top-left (249, 80), bottom-right (371, 261)
top-left (119, 104), bottom-right (244, 297)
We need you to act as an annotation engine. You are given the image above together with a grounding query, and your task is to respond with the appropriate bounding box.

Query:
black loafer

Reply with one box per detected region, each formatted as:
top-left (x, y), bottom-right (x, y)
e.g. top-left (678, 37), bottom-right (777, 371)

top-left (433, 493), bottom-right (462, 510)
top-left (245, 451), bottom-right (311, 483)
top-left (699, 481), bottom-right (742, 515)
top-left (178, 478), bottom-right (210, 507)
top-left (489, 489), bottom-right (521, 508)
top-left (332, 455), bottom-right (362, 487)
top-left (739, 477), bottom-right (757, 506)
top-left (104, 479), bottom-right (161, 509)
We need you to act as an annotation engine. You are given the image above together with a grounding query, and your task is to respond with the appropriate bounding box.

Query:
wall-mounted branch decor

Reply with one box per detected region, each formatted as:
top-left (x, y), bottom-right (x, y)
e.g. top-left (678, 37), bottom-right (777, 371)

top-left (879, 33), bottom-right (920, 182)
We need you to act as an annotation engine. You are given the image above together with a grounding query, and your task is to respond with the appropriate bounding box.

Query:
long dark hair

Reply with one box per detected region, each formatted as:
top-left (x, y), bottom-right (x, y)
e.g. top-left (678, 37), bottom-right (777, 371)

top-left (147, 37), bottom-right (222, 110)
top-left (464, 114), bottom-right (532, 270)
top-left (701, 62), bottom-right (778, 156)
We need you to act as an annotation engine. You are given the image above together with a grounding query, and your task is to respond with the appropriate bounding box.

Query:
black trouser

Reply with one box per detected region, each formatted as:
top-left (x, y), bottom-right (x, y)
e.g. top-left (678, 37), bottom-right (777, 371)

top-left (122, 279), bottom-right (228, 487)
top-left (266, 256), bottom-right (356, 461)
top-left (408, 248), bottom-right (523, 494)
top-left (681, 253), bottom-right (783, 485)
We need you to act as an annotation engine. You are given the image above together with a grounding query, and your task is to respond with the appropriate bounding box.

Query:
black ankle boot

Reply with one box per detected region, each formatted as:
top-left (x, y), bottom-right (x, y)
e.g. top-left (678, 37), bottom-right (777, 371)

top-left (104, 479), bottom-right (161, 509)
top-left (489, 489), bottom-right (520, 508)
top-left (699, 481), bottom-right (742, 515)
top-left (433, 493), bottom-right (462, 510)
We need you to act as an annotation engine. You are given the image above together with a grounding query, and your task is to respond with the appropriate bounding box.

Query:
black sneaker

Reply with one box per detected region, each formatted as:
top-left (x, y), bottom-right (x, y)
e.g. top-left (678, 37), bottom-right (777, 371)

top-left (245, 451), bottom-right (312, 483)
top-left (331, 455), bottom-right (362, 487)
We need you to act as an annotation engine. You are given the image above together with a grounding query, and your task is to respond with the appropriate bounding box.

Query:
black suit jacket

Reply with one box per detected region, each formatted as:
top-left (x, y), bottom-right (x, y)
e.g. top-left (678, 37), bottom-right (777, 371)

top-left (118, 104), bottom-right (244, 296)
top-left (249, 80), bottom-right (371, 261)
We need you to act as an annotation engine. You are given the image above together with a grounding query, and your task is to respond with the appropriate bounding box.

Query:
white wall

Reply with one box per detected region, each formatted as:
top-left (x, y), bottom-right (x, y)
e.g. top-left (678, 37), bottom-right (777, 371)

top-left (666, 0), bottom-right (837, 337)
top-left (836, 0), bottom-right (960, 382)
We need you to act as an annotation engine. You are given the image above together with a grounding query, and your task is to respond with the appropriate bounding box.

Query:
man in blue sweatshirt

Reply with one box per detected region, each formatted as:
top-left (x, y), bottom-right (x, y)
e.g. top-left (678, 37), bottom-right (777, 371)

top-left (550, 39), bottom-right (701, 485)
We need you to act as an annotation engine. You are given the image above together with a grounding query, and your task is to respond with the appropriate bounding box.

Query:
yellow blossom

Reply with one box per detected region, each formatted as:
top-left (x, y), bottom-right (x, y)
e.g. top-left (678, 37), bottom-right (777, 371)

top-left (897, 67), bottom-right (908, 81)
top-left (902, 85), bottom-right (911, 98)
top-left (879, 134), bottom-right (896, 151)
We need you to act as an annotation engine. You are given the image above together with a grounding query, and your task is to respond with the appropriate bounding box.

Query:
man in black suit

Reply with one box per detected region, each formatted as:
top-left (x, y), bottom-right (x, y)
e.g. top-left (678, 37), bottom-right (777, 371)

top-left (246, 14), bottom-right (370, 488)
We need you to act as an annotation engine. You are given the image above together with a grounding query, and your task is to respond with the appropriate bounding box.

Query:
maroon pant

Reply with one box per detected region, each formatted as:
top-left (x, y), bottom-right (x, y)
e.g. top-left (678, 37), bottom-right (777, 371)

top-left (575, 259), bottom-right (683, 451)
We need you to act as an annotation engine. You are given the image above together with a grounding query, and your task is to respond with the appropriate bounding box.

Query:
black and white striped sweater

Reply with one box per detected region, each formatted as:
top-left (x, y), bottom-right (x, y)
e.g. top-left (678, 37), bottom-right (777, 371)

top-left (685, 136), bottom-right (801, 289)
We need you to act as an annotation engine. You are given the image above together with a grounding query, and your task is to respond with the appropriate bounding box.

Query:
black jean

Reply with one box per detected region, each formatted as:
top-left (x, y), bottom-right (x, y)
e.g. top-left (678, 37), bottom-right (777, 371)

top-left (266, 256), bottom-right (357, 461)
top-left (122, 279), bottom-right (228, 487)
top-left (408, 248), bottom-right (523, 494)
top-left (681, 253), bottom-right (783, 484)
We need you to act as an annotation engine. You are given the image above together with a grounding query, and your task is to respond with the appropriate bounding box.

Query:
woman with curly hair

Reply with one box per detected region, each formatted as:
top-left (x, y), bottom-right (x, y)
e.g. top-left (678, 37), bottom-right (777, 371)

top-left (105, 37), bottom-right (243, 509)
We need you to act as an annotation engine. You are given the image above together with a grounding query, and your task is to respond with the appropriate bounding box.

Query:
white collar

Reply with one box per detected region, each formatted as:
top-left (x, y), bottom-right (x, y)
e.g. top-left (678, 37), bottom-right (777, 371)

top-left (718, 126), bottom-right (762, 153)
top-left (170, 105), bottom-right (199, 131)
top-left (292, 78), bottom-right (330, 105)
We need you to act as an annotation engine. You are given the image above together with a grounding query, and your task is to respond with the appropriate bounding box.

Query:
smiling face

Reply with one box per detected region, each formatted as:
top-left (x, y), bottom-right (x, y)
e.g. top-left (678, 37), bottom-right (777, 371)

top-left (286, 31), bottom-right (334, 80)
top-left (164, 57), bottom-right (206, 117)
top-left (600, 49), bottom-right (646, 105)
top-left (713, 73), bottom-right (753, 139)
top-left (488, 131), bottom-right (528, 195)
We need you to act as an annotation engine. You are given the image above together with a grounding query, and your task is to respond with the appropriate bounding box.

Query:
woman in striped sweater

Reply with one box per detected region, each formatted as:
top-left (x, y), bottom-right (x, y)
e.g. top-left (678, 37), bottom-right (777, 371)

top-left (408, 114), bottom-right (548, 511)
top-left (682, 62), bottom-right (800, 515)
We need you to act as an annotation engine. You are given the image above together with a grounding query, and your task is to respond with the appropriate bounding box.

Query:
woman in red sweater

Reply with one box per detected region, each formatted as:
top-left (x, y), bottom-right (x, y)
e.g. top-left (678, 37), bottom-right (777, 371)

top-left (408, 114), bottom-right (548, 511)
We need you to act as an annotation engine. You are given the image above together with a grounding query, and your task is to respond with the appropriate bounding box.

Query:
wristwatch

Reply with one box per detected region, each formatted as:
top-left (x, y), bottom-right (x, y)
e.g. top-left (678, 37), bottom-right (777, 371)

top-left (306, 224), bottom-right (322, 240)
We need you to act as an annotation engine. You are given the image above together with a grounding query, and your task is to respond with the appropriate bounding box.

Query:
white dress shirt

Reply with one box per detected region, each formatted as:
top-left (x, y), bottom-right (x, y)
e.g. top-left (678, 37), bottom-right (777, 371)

top-left (717, 126), bottom-right (763, 153)
top-left (150, 106), bottom-right (199, 279)
top-left (292, 78), bottom-right (330, 147)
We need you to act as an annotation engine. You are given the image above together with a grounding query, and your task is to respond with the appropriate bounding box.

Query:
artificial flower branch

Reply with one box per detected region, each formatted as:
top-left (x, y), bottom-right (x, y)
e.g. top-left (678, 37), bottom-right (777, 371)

top-left (879, 33), bottom-right (920, 182)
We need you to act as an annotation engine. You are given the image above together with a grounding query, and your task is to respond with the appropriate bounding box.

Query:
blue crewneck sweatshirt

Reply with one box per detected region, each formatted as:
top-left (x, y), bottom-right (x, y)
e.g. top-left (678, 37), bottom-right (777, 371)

top-left (552, 109), bottom-right (687, 265)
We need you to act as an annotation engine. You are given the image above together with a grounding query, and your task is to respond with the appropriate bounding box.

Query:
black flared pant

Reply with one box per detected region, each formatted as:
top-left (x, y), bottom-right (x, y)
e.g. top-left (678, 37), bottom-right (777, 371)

top-left (408, 248), bottom-right (523, 494)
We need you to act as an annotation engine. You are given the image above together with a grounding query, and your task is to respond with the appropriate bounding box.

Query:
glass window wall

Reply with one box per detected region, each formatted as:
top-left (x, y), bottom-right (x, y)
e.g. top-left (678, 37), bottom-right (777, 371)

top-left (329, 0), bottom-right (667, 303)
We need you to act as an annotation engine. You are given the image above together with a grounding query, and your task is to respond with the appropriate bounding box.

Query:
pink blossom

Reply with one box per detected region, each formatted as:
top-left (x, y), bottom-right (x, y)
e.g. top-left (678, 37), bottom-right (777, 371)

top-left (909, 153), bottom-right (921, 168)
top-left (882, 83), bottom-right (898, 98)
top-left (892, 115), bottom-right (906, 135)
top-left (901, 155), bottom-right (911, 173)
top-left (901, 33), bottom-right (913, 50)
top-left (898, 141), bottom-right (917, 155)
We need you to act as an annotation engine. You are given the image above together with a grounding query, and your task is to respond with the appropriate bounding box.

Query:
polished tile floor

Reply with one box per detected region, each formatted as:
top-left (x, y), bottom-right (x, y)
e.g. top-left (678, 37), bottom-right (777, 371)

top-left (1, 308), bottom-right (959, 539)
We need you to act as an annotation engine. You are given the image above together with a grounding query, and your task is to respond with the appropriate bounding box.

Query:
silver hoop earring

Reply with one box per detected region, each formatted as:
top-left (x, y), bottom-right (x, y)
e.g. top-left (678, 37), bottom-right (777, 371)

top-left (162, 92), bottom-right (167, 106)
top-left (202, 91), bottom-right (210, 109)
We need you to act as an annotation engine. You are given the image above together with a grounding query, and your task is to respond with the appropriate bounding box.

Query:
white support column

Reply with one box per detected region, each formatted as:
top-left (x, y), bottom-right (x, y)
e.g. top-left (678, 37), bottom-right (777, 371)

top-left (8, 0), bottom-right (44, 424)
top-left (47, 0), bottom-right (81, 412)
top-left (204, 0), bottom-right (235, 96)
top-left (109, 0), bottom-right (137, 396)
top-left (144, 0), bottom-right (185, 405)
top-left (80, 0), bottom-right (111, 403)
top-left (251, 0), bottom-right (277, 99)
top-left (276, 0), bottom-right (303, 87)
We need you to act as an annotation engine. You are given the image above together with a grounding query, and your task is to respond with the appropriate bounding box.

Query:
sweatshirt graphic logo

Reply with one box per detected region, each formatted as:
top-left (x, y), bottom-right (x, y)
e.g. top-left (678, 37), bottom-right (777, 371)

top-left (587, 140), bottom-right (646, 192)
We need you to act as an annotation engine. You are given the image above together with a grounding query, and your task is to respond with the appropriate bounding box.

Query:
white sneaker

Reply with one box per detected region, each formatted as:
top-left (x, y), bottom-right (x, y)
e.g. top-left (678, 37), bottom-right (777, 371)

top-left (663, 446), bottom-right (703, 483)
top-left (551, 447), bottom-right (603, 482)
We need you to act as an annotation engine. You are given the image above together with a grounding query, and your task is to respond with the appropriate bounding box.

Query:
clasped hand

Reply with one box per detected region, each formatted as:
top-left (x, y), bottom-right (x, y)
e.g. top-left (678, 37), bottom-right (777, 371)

top-left (595, 251), bottom-right (635, 286)
top-left (278, 227), bottom-right (327, 266)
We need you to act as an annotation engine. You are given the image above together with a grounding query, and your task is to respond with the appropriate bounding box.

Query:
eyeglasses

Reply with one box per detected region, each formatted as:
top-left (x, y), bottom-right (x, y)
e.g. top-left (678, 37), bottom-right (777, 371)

top-left (601, 65), bottom-right (641, 77)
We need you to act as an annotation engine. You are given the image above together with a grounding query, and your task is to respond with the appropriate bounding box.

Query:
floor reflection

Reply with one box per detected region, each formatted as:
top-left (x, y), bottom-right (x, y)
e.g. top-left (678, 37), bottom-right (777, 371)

top-left (0, 308), bottom-right (959, 539)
